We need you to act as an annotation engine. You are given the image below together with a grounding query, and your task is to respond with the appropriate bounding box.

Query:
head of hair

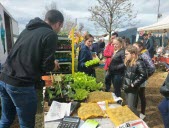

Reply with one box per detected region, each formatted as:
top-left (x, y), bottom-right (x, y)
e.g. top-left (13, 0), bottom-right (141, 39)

top-left (114, 37), bottom-right (124, 49)
top-left (124, 45), bottom-right (138, 67)
top-left (133, 42), bottom-right (145, 50)
top-left (125, 38), bottom-right (130, 44)
top-left (45, 10), bottom-right (64, 25)
top-left (122, 36), bottom-right (126, 39)
top-left (143, 33), bottom-right (148, 37)
top-left (112, 32), bottom-right (118, 37)
top-left (84, 34), bottom-right (94, 41)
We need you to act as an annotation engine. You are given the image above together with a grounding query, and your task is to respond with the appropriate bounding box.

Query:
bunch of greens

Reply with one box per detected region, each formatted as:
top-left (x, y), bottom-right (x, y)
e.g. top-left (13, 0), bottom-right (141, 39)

top-left (73, 89), bottom-right (89, 101)
top-left (69, 72), bottom-right (103, 91)
top-left (85, 58), bottom-right (100, 67)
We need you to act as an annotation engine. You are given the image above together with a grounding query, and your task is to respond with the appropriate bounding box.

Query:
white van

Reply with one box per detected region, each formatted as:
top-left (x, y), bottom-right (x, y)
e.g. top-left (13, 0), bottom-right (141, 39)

top-left (0, 3), bottom-right (19, 69)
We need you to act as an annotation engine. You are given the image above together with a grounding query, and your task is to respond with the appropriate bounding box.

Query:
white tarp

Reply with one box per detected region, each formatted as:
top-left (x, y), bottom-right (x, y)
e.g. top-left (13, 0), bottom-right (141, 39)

top-left (137, 16), bottom-right (169, 32)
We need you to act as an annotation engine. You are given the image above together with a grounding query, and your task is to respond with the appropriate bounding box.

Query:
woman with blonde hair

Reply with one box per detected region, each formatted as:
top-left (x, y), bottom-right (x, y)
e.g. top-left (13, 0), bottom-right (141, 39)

top-left (123, 45), bottom-right (147, 116)
top-left (108, 37), bottom-right (125, 97)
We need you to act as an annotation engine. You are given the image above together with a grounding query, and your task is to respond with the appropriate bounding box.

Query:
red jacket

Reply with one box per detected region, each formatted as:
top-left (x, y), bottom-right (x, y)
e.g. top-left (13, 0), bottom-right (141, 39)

top-left (103, 42), bottom-right (114, 70)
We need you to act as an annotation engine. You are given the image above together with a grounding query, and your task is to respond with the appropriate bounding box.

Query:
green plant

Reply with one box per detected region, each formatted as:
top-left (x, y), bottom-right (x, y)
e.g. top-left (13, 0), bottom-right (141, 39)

top-left (73, 89), bottom-right (89, 101)
top-left (85, 58), bottom-right (100, 67)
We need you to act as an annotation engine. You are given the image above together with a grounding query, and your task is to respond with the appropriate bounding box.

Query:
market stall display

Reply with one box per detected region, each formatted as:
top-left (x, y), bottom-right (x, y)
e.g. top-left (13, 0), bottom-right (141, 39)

top-left (44, 72), bottom-right (103, 105)
top-left (44, 72), bottom-right (149, 128)
top-left (55, 36), bottom-right (73, 74)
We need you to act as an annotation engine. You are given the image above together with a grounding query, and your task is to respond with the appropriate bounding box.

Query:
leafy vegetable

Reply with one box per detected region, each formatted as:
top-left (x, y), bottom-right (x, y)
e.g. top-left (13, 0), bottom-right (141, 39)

top-left (73, 89), bottom-right (89, 101)
top-left (85, 58), bottom-right (100, 67)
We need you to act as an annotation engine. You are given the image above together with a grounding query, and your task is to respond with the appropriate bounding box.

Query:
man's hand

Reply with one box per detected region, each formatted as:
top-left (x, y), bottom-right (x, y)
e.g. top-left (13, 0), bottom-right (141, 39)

top-left (54, 60), bottom-right (60, 71)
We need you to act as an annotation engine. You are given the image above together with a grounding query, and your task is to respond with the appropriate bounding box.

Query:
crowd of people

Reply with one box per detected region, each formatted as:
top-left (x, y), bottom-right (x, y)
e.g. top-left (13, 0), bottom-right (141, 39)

top-left (0, 8), bottom-right (168, 128)
top-left (77, 32), bottom-right (168, 128)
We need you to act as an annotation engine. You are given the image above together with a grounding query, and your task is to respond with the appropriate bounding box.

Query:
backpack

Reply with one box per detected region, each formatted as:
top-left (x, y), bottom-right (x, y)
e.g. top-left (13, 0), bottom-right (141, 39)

top-left (140, 50), bottom-right (155, 77)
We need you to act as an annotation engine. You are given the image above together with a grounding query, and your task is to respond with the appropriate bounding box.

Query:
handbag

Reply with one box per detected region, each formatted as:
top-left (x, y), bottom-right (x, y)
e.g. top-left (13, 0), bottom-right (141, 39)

top-left (160, 74), bottom-right (169, 99)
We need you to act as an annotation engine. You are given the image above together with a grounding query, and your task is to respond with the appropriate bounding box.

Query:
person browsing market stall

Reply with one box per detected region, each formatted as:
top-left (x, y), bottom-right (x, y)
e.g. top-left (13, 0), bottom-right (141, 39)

top-left (133, 42), bottom-right (155, 119)
top-left (108, 37), bottom-right (125, 97)
top-left (0, 10), bottom-right (64, 128)
top-left (78, 34), bottom-right (96, 77)
top-left (104, 32), bottom-right (118, 92)
top-left (123, 45), bottom-right (147, 116)
top-left (158, 68), bottom-right (169, 128)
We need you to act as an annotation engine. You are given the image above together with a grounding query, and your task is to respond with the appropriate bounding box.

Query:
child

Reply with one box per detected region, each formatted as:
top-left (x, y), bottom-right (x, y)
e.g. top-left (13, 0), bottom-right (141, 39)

top-left (123, 45), bottom-right (147, 116)
top-left (133, 42), bottom-right (155, 119)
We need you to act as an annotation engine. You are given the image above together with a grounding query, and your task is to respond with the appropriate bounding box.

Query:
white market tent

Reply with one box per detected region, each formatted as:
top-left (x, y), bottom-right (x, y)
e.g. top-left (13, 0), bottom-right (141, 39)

top-left (137, 16), bottom-right (169, 32)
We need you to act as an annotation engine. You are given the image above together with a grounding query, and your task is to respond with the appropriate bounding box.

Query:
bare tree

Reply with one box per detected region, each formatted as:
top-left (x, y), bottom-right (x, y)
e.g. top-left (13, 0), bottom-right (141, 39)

top-left (60, 16), bottom-right (74, 35)
top-left (78, 23), bottom-right (84, 32)
top-left (89, 0), bottom-right (137, 39)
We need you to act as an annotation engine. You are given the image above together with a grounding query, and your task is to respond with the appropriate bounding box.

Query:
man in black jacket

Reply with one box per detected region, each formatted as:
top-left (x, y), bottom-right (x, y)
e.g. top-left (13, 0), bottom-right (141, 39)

top-left (143, 33), bottom-right (154, 58)
top-left (0, 10), bottom-right (64, 128)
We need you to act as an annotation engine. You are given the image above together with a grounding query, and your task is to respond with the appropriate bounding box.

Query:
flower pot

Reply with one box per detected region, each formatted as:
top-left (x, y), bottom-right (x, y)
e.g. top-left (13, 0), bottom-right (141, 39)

top-left (42, 75), bottom-right (52, 87)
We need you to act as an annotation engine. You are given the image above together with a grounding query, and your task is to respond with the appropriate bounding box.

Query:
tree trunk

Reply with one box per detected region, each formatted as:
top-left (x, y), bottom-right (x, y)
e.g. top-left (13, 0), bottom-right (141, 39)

top-left (109, 32), bottom-right (111, 42)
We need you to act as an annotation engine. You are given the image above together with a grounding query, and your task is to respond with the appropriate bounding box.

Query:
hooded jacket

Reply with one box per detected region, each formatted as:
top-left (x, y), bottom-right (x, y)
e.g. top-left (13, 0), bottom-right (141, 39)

top-left (0, 17), bottom-right (57, 87)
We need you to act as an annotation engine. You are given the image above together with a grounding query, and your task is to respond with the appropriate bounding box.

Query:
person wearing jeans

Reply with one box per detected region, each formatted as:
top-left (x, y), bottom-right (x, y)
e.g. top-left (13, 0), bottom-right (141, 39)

top-left (103, 32), bottom-right (118, 92)
top-left (108, 37), bottom-right (125, 97)
top-left (158, 73), bottom-right (169, 128)
top-left (158, 98), bottom-right (169, 128)
top-left (0, 81), bottom-right (37, 127)
top-left (0, 10), bottom-right (64, 128)
top-left (111, 74), bottom-right (123, 97)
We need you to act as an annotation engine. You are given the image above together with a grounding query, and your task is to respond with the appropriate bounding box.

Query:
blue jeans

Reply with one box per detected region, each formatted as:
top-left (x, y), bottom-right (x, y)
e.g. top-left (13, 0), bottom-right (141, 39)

top-left (158, 98), bottom-right (169, 128)
top-left (105, 71), bottom-right (112, 92)
top-left (111, 74), bottom-right (122, 97)
top-left (0, 81), bottom-right (37, 128)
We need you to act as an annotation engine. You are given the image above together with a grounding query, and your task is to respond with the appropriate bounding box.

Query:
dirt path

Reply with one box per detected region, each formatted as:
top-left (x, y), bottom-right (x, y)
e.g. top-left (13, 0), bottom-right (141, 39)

top-left (143, 71), bottom-right (167, 128)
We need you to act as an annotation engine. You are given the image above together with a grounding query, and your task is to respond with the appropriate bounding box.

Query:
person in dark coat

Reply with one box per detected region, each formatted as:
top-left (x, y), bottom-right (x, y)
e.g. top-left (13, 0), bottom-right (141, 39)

top-left (143, 33), bottom-right (154, 58)
top-left (133, 42), bottom-right (155, 119)
top-left (0, 10), bottom-right (64, 127)
top-left (92, 39), bottom-right (99, 56)
top-left (78, 34), bottom-right (95, 77)
top-left (123, 45), bottom-right (147, 116)
top-left (108, 37), bottom-right (125, 97)
top-left (158, 71), bottom-right (169, 128)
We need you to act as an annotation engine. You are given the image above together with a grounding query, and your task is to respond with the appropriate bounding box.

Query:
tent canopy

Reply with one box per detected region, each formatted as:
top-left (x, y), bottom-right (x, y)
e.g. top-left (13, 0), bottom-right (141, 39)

top-left (137, 16), bottom-right (169, 32)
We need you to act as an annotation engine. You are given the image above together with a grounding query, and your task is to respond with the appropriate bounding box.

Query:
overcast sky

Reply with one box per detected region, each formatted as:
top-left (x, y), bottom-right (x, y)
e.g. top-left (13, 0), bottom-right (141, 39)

top-left (1, 0), bottom-right (169, 35)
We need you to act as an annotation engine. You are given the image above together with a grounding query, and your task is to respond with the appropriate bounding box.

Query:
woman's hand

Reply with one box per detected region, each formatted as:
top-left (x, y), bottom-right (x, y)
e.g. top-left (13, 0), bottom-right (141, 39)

top-left (54, 60), bottom-right (60, 71)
